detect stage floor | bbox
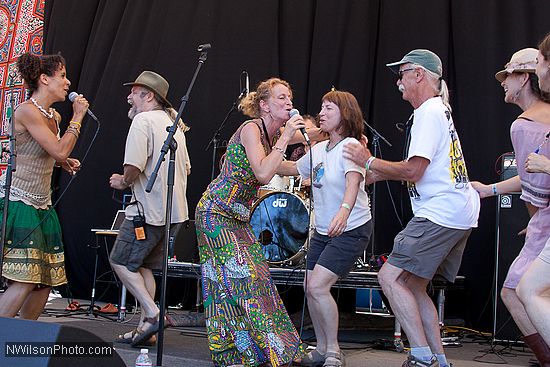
[6,293,537,367]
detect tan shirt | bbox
[124,110,190,225]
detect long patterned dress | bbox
[195,120,304,367]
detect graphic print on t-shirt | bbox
[407,181,420,199]
[448,122,469,188]
[312,162,324,188]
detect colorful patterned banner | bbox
[0,0,43,174]
[0,0,44,134]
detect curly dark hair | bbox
[17,52,66,94]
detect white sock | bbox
[411,346,433,361]
[435,353,449,366]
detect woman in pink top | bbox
[516,33,550,361]
[472,46,550,365]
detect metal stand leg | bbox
[88,245,100,314]
[437,289,445,327]
[195,278,202,311]
[394,319,404,352]
[118,285,127,322]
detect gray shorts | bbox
[539,237,550,265]
[387,217,472,282]
[306,220,372,277]
[110,219,182,272]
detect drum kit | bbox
[251,174,313,267]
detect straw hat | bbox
[495,48,538,82]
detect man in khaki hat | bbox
[109,70,191,347]
[344,49,480,367]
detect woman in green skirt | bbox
[0,52,89,319]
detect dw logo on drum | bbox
[272,198,288,208]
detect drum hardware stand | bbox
[362,120,392,263]
[147,43,209,367]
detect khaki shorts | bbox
[387,217,472,282]
[110,219,182,272]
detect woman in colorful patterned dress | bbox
[0,52,89,319]
[195,77,306,367]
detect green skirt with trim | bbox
[0,199,67,286]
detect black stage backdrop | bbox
[42,0,549,331]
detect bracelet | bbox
[69,120,81,127]
[365,156,376,171]
[491,183,498,196]
[122,178,133,187]
[272,145,287,159]
[341,203,351,210]
[65,127,80,139]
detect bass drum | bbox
[250,191,310,266]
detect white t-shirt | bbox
[406,97,479,229]
[124,110,191,226]
[296,137,371,235]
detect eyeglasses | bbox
[397,68,416,81]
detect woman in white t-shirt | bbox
[279,90,372,367]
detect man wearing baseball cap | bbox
[344,49,480,367]
[109,70,191,347]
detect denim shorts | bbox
[306,220,372,277]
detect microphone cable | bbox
[3,115,101,252]
[286,136,313,367]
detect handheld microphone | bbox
[245,71,249,96]
[239,71,249,99]
[68,92,99,121]
[197,43,211,52]
[289,108,310,144]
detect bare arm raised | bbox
[15,95,89,162]
[241,115,304,184]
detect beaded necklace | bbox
[30,98,54,119]
[325,137,346,152]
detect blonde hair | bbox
[239,77,292,118]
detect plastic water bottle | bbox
[135,348,152,367]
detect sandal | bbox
[323,351,345,367]
[65,301,80,311]
[131,317,160,347]
[99,303,118,314]
[299,349,326,367]
[116,329,138,344]
[116,328,156,346]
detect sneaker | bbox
[402,355,440,367]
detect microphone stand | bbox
[205,89,246,180]
[145,44,209,367]
[1,72,18,278]
[363,121,392,265]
